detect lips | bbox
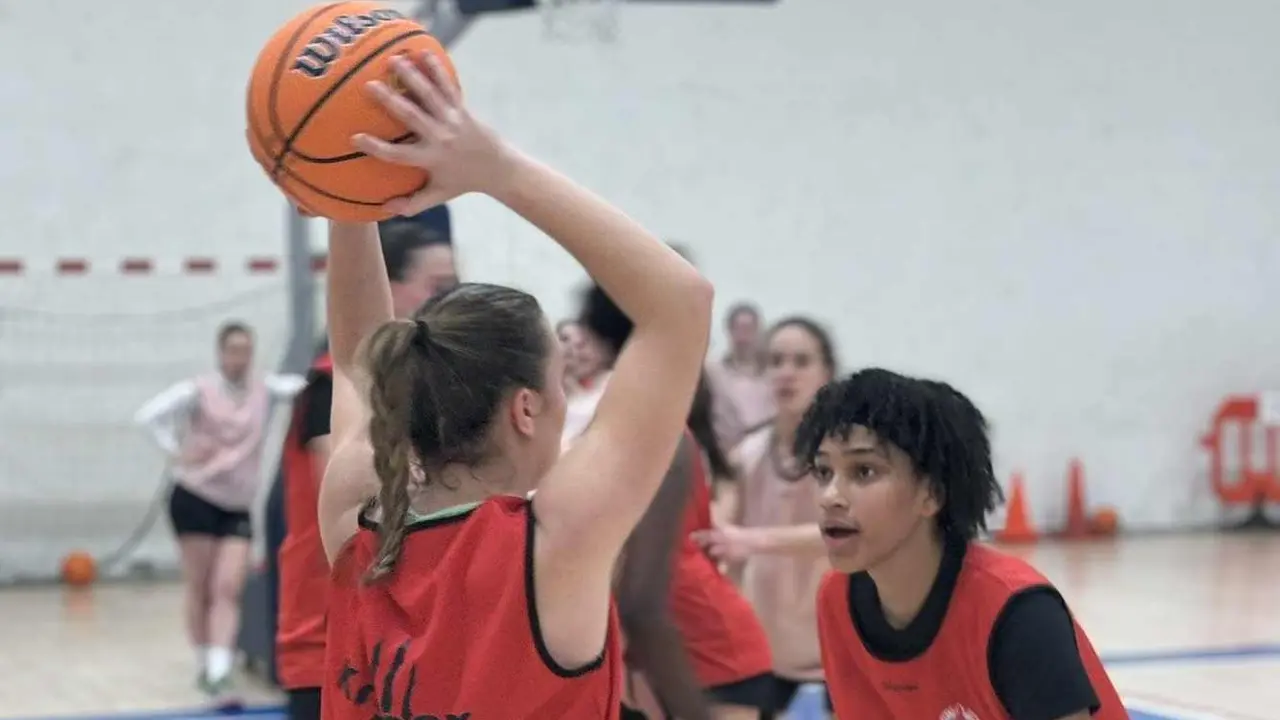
[821,521,860,540]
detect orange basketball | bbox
[1090,506,1120,536]
[61,551,96,587]
[246,2,460,221]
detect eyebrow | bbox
[815,445,882,460]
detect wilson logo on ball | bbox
[292,9,408,79]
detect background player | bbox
[573,285,775,719]
[273,222,458,720]
[696,317,837,716]
[133,322,304,697]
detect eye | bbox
[812,465,834,484]
[769,352,786,367]
[854,464,878,481]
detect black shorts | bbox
[762,676,831,718]
[707,672,774,709]
[623,672,775,718]
[168,483,252,539]
[286,688,321,720]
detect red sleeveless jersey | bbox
[817,543,1126,720]
[324,495,624,720]
[276,353,332,689]
[668,437,773,688]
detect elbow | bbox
[678,272,715,337]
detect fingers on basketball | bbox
[245,3,460,222]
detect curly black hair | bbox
[578,283,734,479]
[793,368,1003,540]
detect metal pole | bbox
[279,206,316,374]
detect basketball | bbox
[246,2,460,222]
[1090,506,1120,536]
[61,551,96,587]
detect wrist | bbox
[744,527,772,554]
[481,143,535,203]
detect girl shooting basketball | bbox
[796,368,1127,720]
[311,53,712,718]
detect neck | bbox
[409,458,519,509]
[726,350,759,373]
[867,525,945,629]
[221,371,246,388]
[773,415,800,448]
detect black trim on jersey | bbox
[355,503,477,534]
[847,537,966,662]
[524,500,609,679]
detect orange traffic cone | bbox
[995,472,1038,544]
[1062,457,1090,539]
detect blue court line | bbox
[1102,642,1280,666]
[20,708,284,720]
[24,644,1280,720]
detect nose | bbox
[818,479,847,511]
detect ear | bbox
[509,388,543,438]
[919,476,943,519]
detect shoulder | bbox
[959,543,1050,596]
[816,571,849,613]
[265,373,308,397]
[988,587,1100,719]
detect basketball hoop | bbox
[538,0,619,44]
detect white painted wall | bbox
[0,0,1276,578]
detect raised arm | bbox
[316,221,394,560]
[346,53,712,668]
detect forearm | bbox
[143,423,181,457]
[620,610,710,720]
[325,221,394,372]
[754,523,825,555]
[487,151,708,338]
[134,381,196,457]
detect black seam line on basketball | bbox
[270,29,430,181]
[275,157,393,207]
[290,131,413,164]
[249,98,390,207]
[266,2,344,145]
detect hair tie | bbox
[411,319,433,353]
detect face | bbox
[813,426,940,573]
[504,323,568,493]
[728,310,760,354]
[557,322,585,382]
[767,324,832,419]
[573,331,610,380]
[218,331,253,383]
[391,245,459,318]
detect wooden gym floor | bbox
[0,533,1276,720]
